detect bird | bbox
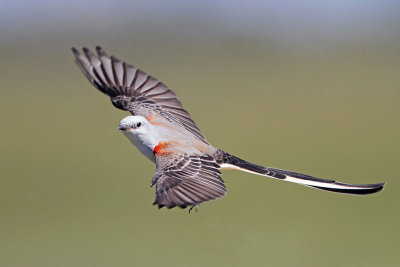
[72,46,385,210]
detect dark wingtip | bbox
[96,46,107,57]
[153,201,165,209]
[71,47,79,56]
[153,201,186,209]
[111,55,121,63]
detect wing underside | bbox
[152,154,226,209]
[72,46,207,143]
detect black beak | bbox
[117,125,126,131]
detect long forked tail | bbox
[216,151,385,195]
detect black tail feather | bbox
[215,150,385,195]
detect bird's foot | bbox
[189,204,200,213]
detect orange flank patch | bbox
[146,115,160,125]
[153,142,171,155]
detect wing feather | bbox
[72,46,206,143]
[153,154,226,209]
[124,63,136,89]
[111,56,124,86]
[82,48,111,89]
[98,50,116,86]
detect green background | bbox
[1,1,399,266]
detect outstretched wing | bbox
[72,46,206,143]
[151,154,226,209]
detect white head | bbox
[118,115,160,162]
[118,116,151,135]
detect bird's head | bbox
[118,116,151,135]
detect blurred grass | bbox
[0,39,399,267]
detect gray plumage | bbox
[72,46,206,143]
[72,46,385,210]
[152,154,225,209]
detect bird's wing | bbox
[151,154,226,209]
[72,46,206,143]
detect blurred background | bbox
[1,1,399,266]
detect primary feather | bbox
[73,46,386,210]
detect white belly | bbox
[123,132,157,162]
[119,117,208,161]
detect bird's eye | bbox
[137,122,141,127]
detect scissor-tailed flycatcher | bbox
[72,46,385,210]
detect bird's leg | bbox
[189,204,200,213]
[189,205,195,213]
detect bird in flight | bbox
[72,46,385,210]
